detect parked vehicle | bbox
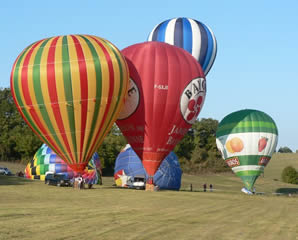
[128,174,146,190]
[0,167,12,176]
[45,172,71,187]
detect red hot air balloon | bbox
[117,42,206,189]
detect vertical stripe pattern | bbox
[11,35,129,173]
[147,17,217,76]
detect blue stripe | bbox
[155,19,171,42]
[201,24,214,71]
[174,18,184,48]
[195,20,208,68]
[151,23,162,41]
[182,18,193,54]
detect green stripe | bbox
[39,155,45,165]
[217,109,278,137]
[227,155,271,166]
[93,38,125,150]
[217,121,278,136]
[235,170,263,177]
[79,35,102,161]
[62,36,78,164]
[32,38,71,164]
[12,43,52,150]
[40,164,45,174]
[239,175,259,191]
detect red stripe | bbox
[16,40,64,158]
[86,36,115,158]
[47,37,75,163]
[71,35,88,163]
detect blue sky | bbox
[1,0,298,151]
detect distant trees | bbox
[281,166,298,184]
[0,88,41,162]
[278,147,293,153]
[97,124,127,175]
[0,88,248,175]
[174,118,229,174]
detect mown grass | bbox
[0,153,297,240]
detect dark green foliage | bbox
[0,88,41,163]
[97,124,127,175]
[278,146,293,153]
[281,166,298,184]
[0,87,232,174]
[175,118,229,174]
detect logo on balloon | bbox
[180,77,206,124]
[118,78,140,120]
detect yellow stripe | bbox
[26,41,58,152]
[13,45,34,114]
[76,35,97,161]
[54,36,74,164]
[83,36,110,157]
[67,35,82,164]
[39,38,70,162]
[36,165,40,175]
[91,37,128,153]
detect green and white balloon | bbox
[216,109,278,192]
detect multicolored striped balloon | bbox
[147,17,217,76]
[11,35,129,173]
[25,144,102,184]
[216,109,278,191]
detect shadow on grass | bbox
[275,188,298,194]
[0,175,31,185]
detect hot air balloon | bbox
[216,109,278,193]
[147,17,217,76]
[117,42,206,190]
[114,146,182,190]
[25,144,102,185]
[11,35,129,173]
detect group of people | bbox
[203,183,213,192]
[72,176,94,189]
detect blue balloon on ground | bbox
[114,147,182,190]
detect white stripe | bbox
[41,147,47,155]
[188,18,201,62]
[148,24,158,41]
[204,25,217,75]
[44,155,50,164]
[49,164,55,172]
[232,165,264,173]
[216,132,278,159]
[164,19,177,45]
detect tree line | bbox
[0,87,229,174]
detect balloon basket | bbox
[145,184,155,191]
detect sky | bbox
[1,0,298,151]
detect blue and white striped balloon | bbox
[147,17,217,76]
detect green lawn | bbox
[0,153,297,240]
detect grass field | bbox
[0,153,297,240]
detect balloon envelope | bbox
[147,17,217,76]
[117,42,206,179]
[25,144,102,184]
[216,109,278,191]
[11,35,129,173]
[114,147,182,190]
